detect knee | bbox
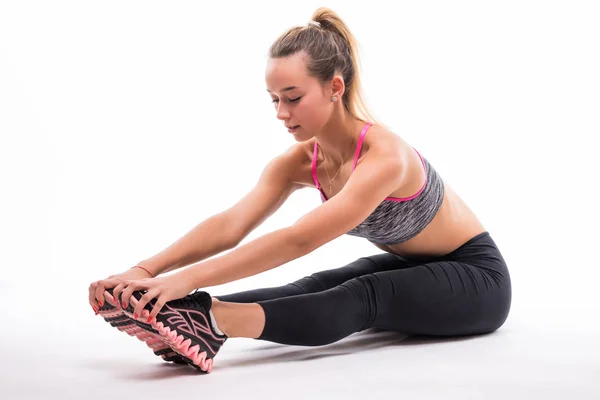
[481,282,512,334]
[291,274,328,292]
[339,274,379,330]
[483,300,511,334]
[459,295,512,336]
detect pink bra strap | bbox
[352,122,372,171]
[312,140,320,189]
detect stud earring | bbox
[331,96,338,102]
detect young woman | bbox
[89,8,511,374]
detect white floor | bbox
[1,284,598,400]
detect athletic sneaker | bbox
[97,288,186,364]
[119,290,228,373]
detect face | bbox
[265,52,337,140]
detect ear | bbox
[330,75,345,98]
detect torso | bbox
[290,124,486,259]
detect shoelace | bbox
[174,289,208,310]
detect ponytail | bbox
[269,7,380,125]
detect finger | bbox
[95,281,107,308]
[88,282,99,313]
[94,278,120,308]
[116,281,132,309]
[104,284,119,307]
[134,288,159,320]
[120,280,144,311]
[112,282,127,306]
[149,296,167,323]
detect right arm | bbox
[89,144,304,310]
[135,145,304,277]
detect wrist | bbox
[179,266,201,293]
[135,257,172,277]
[131,264,155,278]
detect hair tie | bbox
[307,20,321,28]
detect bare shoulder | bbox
[275,139,319,188]
[354,124,427,199]
[357,124,413,167]
[267,139,314,190]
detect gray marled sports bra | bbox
[312,122,445,245]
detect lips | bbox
[286,125,300,134]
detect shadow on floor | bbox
[84,328,493,380]
[217,328,490,370]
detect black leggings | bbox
[214,231,511,346]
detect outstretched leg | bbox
[210,253,416,339]
[213,253,414,303]
[213,253,511,346]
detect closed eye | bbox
[271,96,302,104]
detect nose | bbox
[276,102,291,121]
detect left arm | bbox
[183,227,308,289]
[182,149,406,289]
[112,149,406,318]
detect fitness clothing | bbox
[214,231,511,346]
[312,122,445,245]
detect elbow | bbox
[217,213,244,248]
[226,228,245,249]
[284,226,318,255]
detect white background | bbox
[1,1,599,399]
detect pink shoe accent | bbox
[121,294,226,373]
[96,290,184,363]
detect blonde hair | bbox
[269,7,380,126]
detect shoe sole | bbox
[97,290,186,364]
[120,294,225,373]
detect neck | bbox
[315,110,366,166]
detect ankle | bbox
[210,300,231,337]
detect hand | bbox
[112,270,196,321]
[88,267,152,313]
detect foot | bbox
[119,290,228,373]
[96,289,187,364]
